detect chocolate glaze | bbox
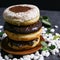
[4,21,42,34]
[7,38,38,47]
[9,6,31,13]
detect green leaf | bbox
[46,28,51,34]
[42,46,50,51]
[42,46,48,51]
[53,35,60,40]
[41,41,48,47]
[40,16,51,26]
[0,32,4,36]
[49,45,55,50]
[42,19,51,26]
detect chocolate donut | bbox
[4,21,42,34]
[6,37,40,50]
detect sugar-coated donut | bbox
[4,28,42,41]
[3,4,40,26]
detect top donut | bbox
[3,4,40,26]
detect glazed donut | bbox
[4,28,42,41]
[7,37,40,50]
[3,4,40,26]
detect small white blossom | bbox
[33,55,39,60]
[0,25,3,29]
[23,55,30,59]
[35,51,40,56]
[45,51,50,57]
[20,58,24,60]
[50,29,55,33]
[55,33,60,36]
[38,55,44,60]
[41,51,46,56]
[0,30,2,32]
[23,57,31,60]
[5,55,9,60]
[30,54,34,59]
[13,58,17,60]
[55,25,58,28]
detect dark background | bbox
[0,0,60,11]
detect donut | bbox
[4,28,42,41]
[3,4,40,26]
[7,37,40,50]
[4,21,42,34]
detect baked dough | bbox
[3,4,40,26]
[8,37,40,50]
[4,28,42,41]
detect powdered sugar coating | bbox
[3,4,40,22]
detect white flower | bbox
[38,55,44,60]
[23,57,31,60]
[4,55,9,60]
[8,54,13,58]
[55,25,58,28]
[0,25,3,29]
[35,51,40,56]
[33,55,39,60]
[50,29,55,33]
[0,56,3,60]
[45,51,50,57]
[41,51,46,56]
[0,30,2,32]
[55,33,60,36]
[30,54,34,59]
[13,58,17,60]
[20,58,24,60]
[50,48,59,55]
[23,55,30,59]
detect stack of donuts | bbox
[2,4,42,54]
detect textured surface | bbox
[0,8,60,60]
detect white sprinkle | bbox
[50,29,55,33]
[0,25,3,29]
[55,25,58,28]
[13,58,17,60]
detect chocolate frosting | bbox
[9,6,31,13]
[4,21,42,34]
[7,38,38,46]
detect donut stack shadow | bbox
[2,4,42,55]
